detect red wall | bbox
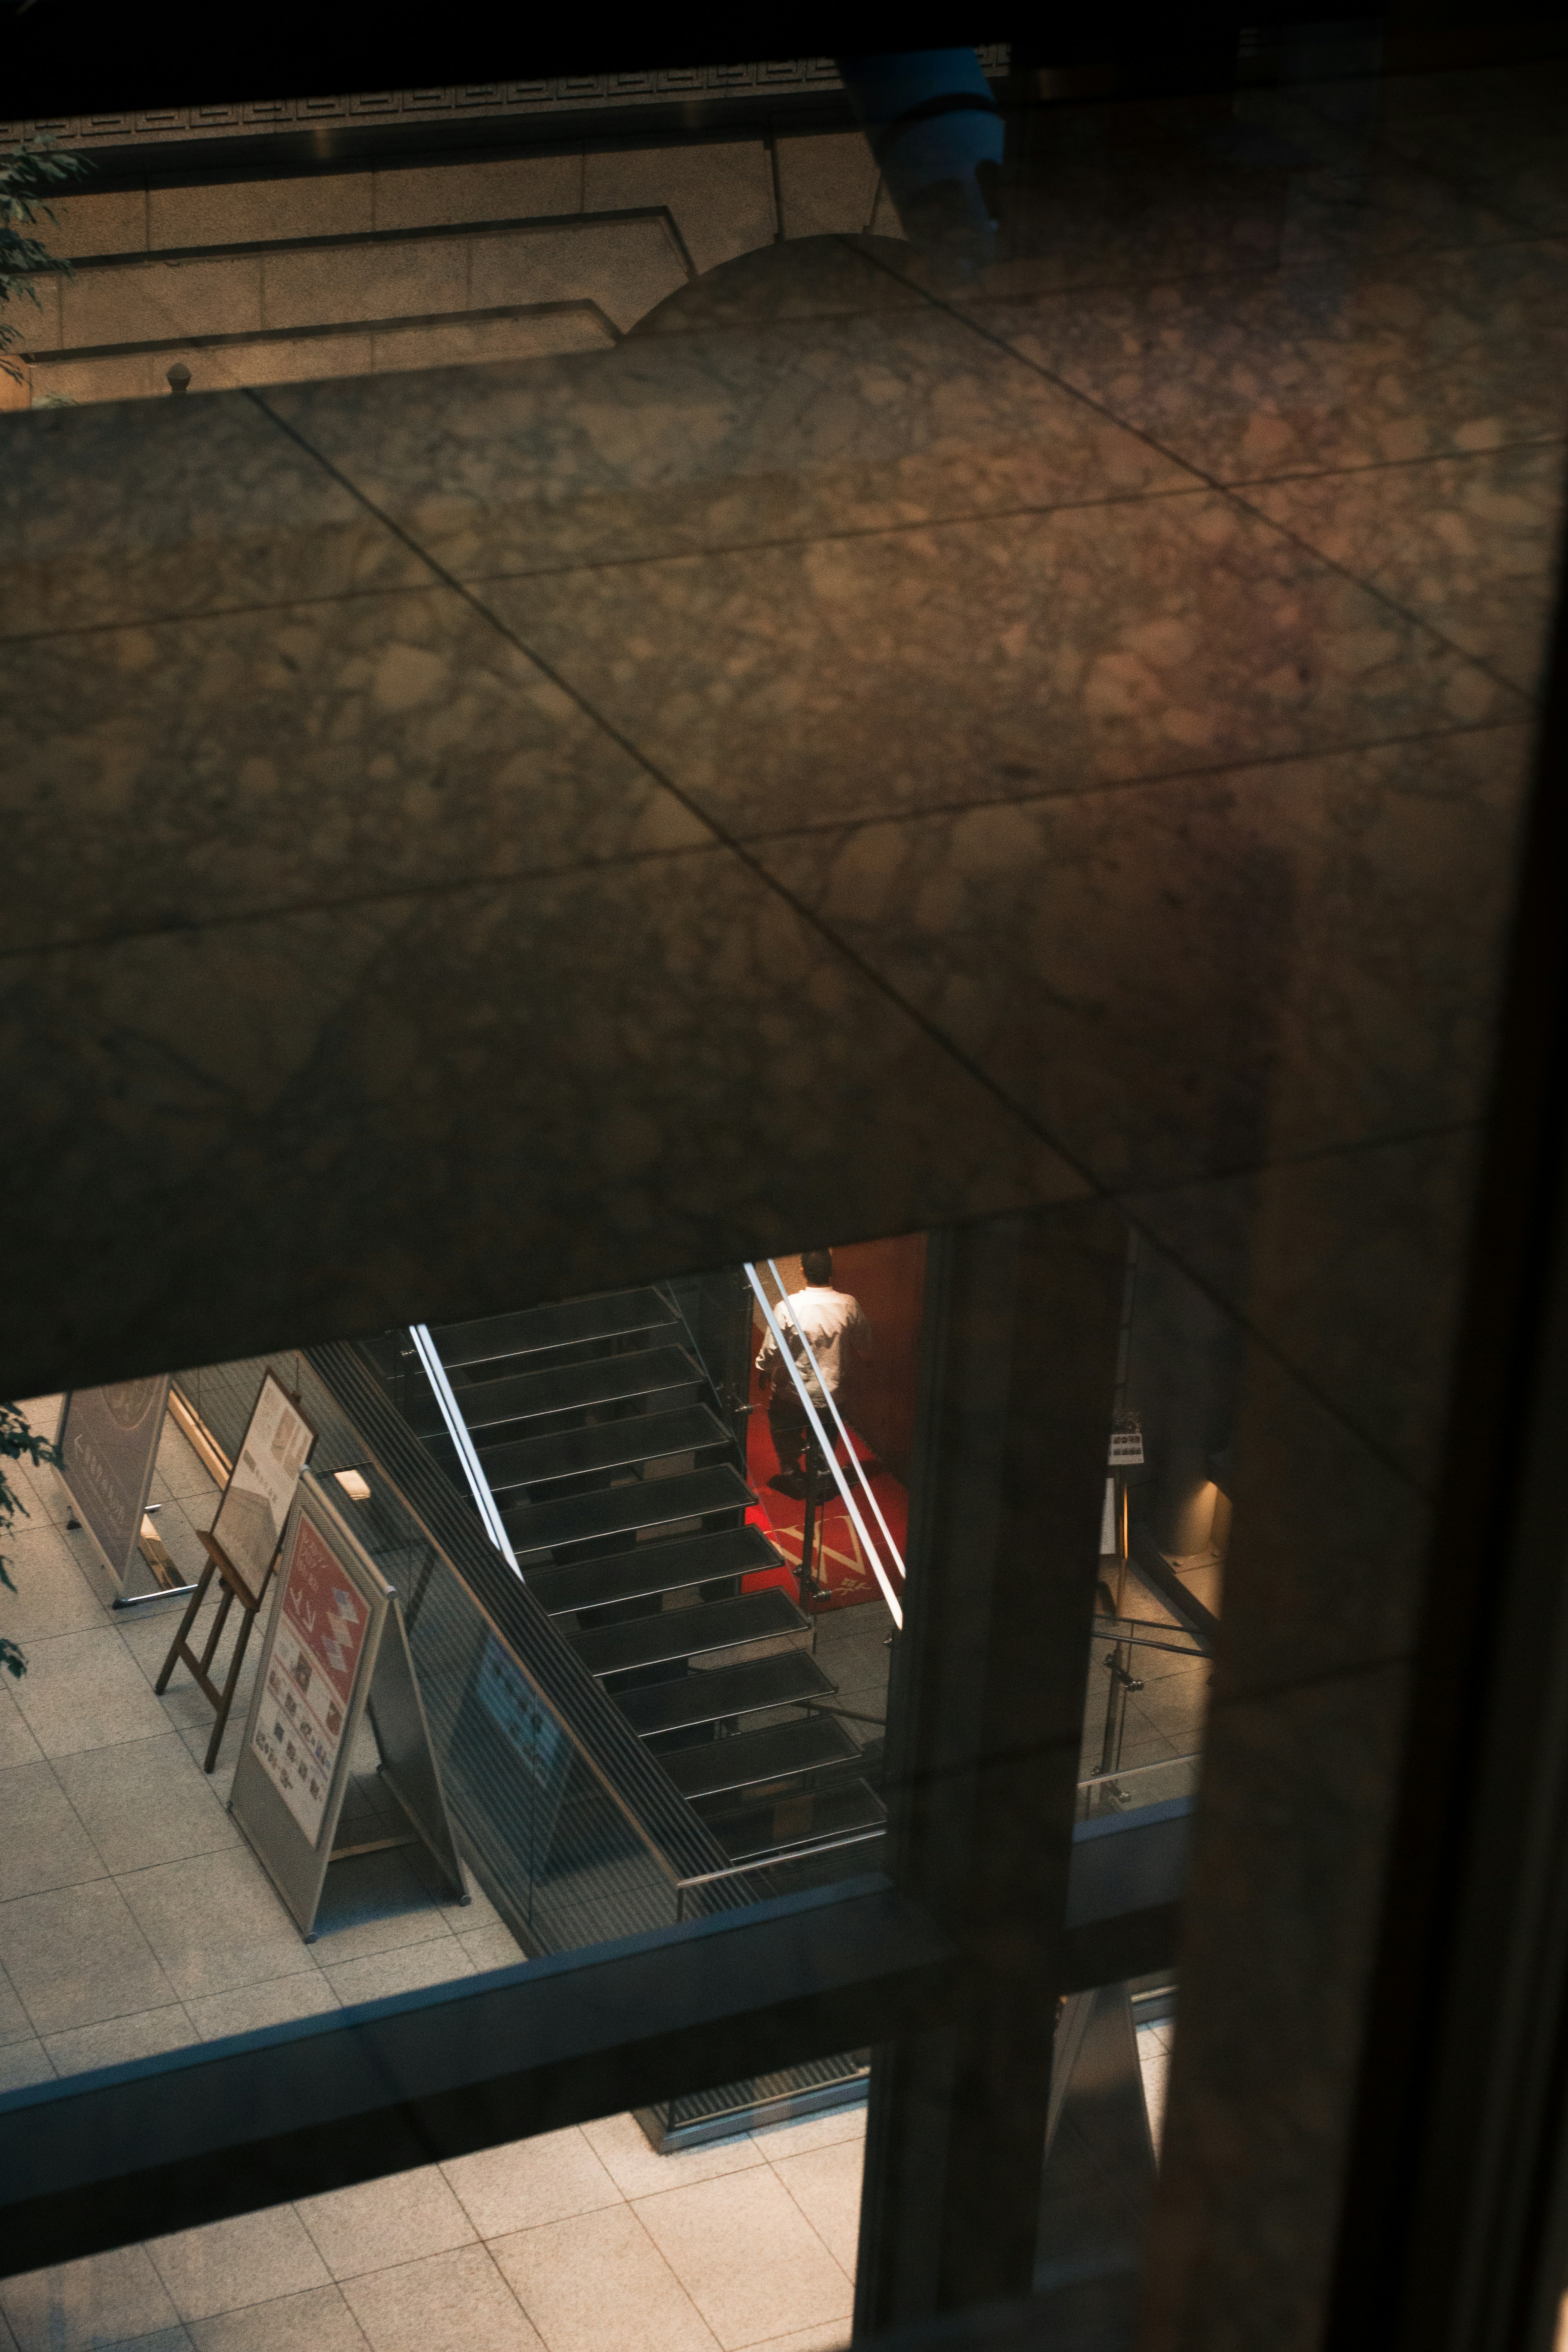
[752,1233,929,1481]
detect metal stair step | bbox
[432,1287,679,1370]
[530,1524,785,1616]
[406,1344,701,1438]
[711,1777,889,1864]
[505,1465,754,1556]
[480,1405,729,1498]
[573,1589,808,1679]
[661,1715,860,1802]
[615,1649,835,1736]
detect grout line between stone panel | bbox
[0,700,1523,964]
[1221,431,1568,491]
[1111,1112,1483,1201]
[851,235,1561,703]
[725,715,1533,851]
[234,381,1498,1502]
[0,835,731,967]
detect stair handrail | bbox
[408,1323,522,1575]
[766,1258,908,1596]
[675,1824,889,1917]
[746,1263,904,1628]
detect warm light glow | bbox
[334,1468,372,1502]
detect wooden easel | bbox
[154,1532,274,1773]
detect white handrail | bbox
[745,1264,903,1629]
[408,1325,522,1576]
[766,1259,907,1586]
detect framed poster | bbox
[56,1375,172,1596]
[209,1372,315,1601]
[232,1473,465,1938]
[251,1509,369,1845]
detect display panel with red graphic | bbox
[249,1514,370,1845]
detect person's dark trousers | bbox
[768,1392,834,1477]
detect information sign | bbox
[252,1513,369,1844]
[232,1472,466,1939]
[57,1375,173,1596]
[475,1632,572,1865]
[154,1373,318,1771]
[210,1372,314,1600]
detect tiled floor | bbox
[2,1396,865,2351]
[1135,2020,1175,2158]
[0,1397,523,2095]
[0,2103,865,2352]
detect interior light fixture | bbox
[334,1468,372,1502]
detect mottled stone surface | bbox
[262,275,1193,584]
[1126,1128,1483,1491]
[483,496,1521,839]
[0,844,1080,1389]
[980,238,1568,483]
[1245,439,1567,694]
[0,396,425,642]
[1,586,702,950]
[751,729,1531,1186]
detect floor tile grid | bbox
[0,1436,192,2076]
[0,1457,274,2076]
[0,2111,866,2352]
[0,1412,499,2079]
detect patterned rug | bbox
[742,1386,908,1615]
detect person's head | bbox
[800,1249,834,1288]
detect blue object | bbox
[836,49,1005,273]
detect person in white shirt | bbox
[755,1250,874,1498]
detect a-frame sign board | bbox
[56,1375,178,1602]
[156,1371,316,1772]
[231,1470,466,1941]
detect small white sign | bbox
[1108,1426,1145,1467]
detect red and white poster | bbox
[250,1514,370,1845]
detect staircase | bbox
[397,1283,886,1870]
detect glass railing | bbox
[1078,1753,1203,1824]
[1080,1609,1212,1791]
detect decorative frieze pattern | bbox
[3,49,1011,152]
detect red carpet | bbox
[743,1383,908,1617]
